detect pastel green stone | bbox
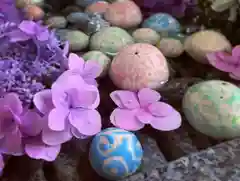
[82,51,111,77]
[182,80,240,139]
[89,27,134,56]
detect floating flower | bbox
[110,88,182,131]
[33,70,102,146]
[0,20,68,105]
[207,45,240,80]
[67,53,102,86]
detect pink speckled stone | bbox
[85,1,109,14]
[109,43,169,90]
[104,0,142,29]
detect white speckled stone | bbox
[184,30,231,64]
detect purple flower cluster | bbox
[0,52,102,163]
[207,46,240,80]
[0,20,68,105]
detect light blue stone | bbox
[89,128,143,180]
[75,0,104,8]
[142,13,181,33]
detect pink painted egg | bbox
[109,43,169,90]
[85,1,109,14]
[104,0,142,29]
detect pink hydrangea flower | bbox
[207,45,240,80]
[67,53,102,86]
[110,88,182,131]
[33,70,102,146]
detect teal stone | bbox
[89,128,143,180]
[142,13,181,33]
[183,80,240,139]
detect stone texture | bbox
[124,138,240,181]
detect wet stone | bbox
[45,16,67,28]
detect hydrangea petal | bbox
[110,108,144,131]
[71,127,89,139]
[69,109,101,136]
[82,60,102,79]
[229,72,240,80]
[207,52,235,72]
[135,109,153,124]
[8,30,30,42]
[2,93,23,115]
[232,45,240,62]
[0,127,24,156]
[150,111,181,131]
[69,85,100,109]
[18,20,36,35]
[33,89,54,115]
[110,91,140,109]
[48,108,68,131]
[37,30,49,41]
[25,138,61,162]
[42,125,72,146]
[51,71,85,108]
[147,102,174,117]
[137,88,161,107]
[68,53,84,71]
[0,107,15,138]
[20,110,43,136]
[83,78,98,86]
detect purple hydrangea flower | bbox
[33,70,102,145]
[0,93,61,161]
[207,45,240,80]
[0,0,24,24]
[0,20,68,105]
[67,53,102,86]
[110,88,182,131]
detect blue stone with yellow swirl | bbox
[89,128,143,180]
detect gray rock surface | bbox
[124,138,240,181]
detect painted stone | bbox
[55,29,89,51]
[45,16,67,28]
[142,13,181,33]
[157,38,184,58]
[132,28,160,45]
[89,128,143,180]
[109,43,169,90]
[184,30,231,64]
[82,51,111,77]
[75,0,104,8]
[104,0,142,29]
[24,5,44,20]
[183,80,240,139]
[89,27,134,56]
[85,1,109,14]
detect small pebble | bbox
[157,38,184,58]
[56,30,89,51]
[184,30,231,64]
[109,43,169,90]
[85,1,109,14]
[75,0,103,8]
[24,5,45,20]
[66,12,90,24]
[132,28,160,45]
[90,27,134,56]
[82,51,111,77]
[104,0,142,29]
[16,0,44,8]
[142,13,181,33]
[61,5,83,16]
[45,16,67,28]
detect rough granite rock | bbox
[124,138,240,181]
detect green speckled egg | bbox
[89,27,134,56]
[82,51,111,77]
[183,80,240,139]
